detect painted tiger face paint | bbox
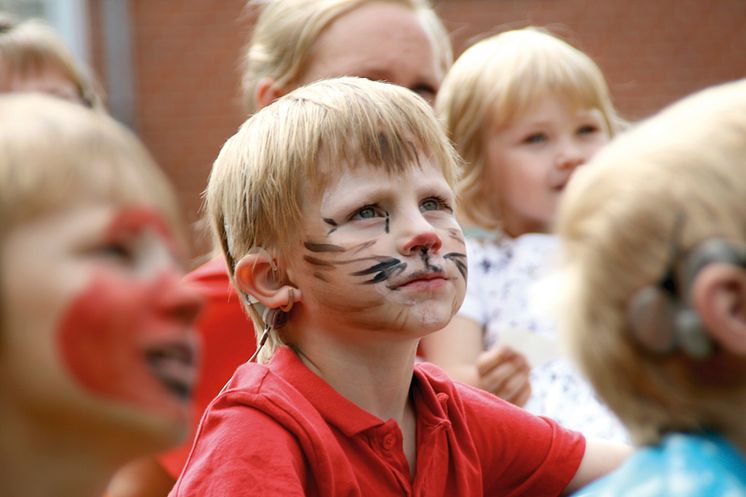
[288,156,466,339]
[0,204,202,443]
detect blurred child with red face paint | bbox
[0,93,202,497]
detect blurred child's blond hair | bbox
[0,14,103,109]
[557,79,746,445]
[0,94,181,244]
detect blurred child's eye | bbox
[96,242,134,262]
[410,83,437,103]
[420,196,452,213]
[351,205,384,220]
[523,132,547,144]
[577,124,599,135]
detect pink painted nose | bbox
[401,230,442,255]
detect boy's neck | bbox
[291,332,418,424]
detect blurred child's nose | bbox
[155,273,205,325]
[555,139,586,171]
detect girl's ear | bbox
[691,263,746,355]
[254,77,288,110]
[234,253,302,311]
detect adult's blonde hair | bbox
[436,27,621,231]
[241,0,452,114]
[0,14,103,109]
[557,78,746,445]
[207,76,462,362]
[0,93,181,244]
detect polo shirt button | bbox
[382,434,396,450]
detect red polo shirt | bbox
[170,347,585,497]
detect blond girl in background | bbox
[422,27,628,441]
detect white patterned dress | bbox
[458,231,628,442]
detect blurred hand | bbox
[476,345,532,407]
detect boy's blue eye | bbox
[351,205,383,220]
[420,196,452,213]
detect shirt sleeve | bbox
[459,381,586,497]
[170,398,308,497]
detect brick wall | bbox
[91,0,746,261]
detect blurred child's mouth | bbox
[144,341,198,400]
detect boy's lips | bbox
[144,338,198,401]
[390,271,448,290]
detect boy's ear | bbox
[234,253,302,311]
[691,263,746,355]
[254,77,288,110]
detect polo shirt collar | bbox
[268,347,450,436]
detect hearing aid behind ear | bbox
[627,238,746,360]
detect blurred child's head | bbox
[208,77,464,363]
[0,94,201,457]
[241,0,451,113]
[0,13,102,108]
[437,27,621,236]
[557,79,746,446]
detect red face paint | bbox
[56,207,202,420]
[105,206,184,264]
[57,269,201,418]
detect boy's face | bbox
[286,156,466,341]
[0,203,202,446]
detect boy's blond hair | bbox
[241,0,452,114]
[556,78,746,445]
[436,27,621,231]
[207,76,462,362]
[0,14,103,109]
[0,93,181,243]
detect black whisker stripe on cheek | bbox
[323,218,338,235]
[444,252,467,279]
[313,272,330,282]
[385,212,390,234]
[304,242,346,253]
[303,255,336,268]
[351,258,407,284]
[448,228,466,246]
[349,239,376,255]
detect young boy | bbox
[0,93,202,497]
[171,77,627,496]
[556,78,746,495]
